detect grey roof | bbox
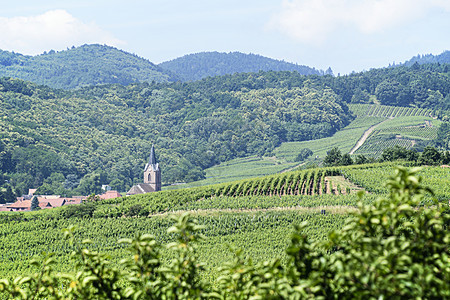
[144,145,160,171]
[127,183,155,195]
[149,145,157,165]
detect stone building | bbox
[127,145,162,195]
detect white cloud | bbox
[269,0,450,44]
[0,9,125,55]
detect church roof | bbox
[126,183,155,195]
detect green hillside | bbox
[2,60,450,197]
[0,44,177,89]
[0,76,351,196]
[174,104,441,188]
[158,51,323,81]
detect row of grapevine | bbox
[209,168,352,198]
[349,104,432,118]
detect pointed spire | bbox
[149,145,157,165]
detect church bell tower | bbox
[143,145,161,191]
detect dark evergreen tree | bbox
[30,196,40,211]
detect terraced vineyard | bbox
[168,105,440,189]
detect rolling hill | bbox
[0,44,177,89]
[158,51,324,81]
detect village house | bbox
[3,195,86,212]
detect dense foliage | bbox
[0,45,176,89]
[158,51,324,81]
[0,167,448,299]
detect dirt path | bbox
[150,205,359,217]
[349,118,392,154]
[281,161,307,173]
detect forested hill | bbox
[0,44,177,89]
[158,51,324,81]
[0,75,351,198]
[401,50,450,67]
[1,62,450,199]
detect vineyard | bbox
[354,118,440,158]
[348,104,432,118]
[168,105,441,189]
[0,163,448,290]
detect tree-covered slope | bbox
[1,62,450,197]
[0,74,352,196]
[0,44,177,89]
[158,51,323,81]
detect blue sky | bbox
[1,0,450,74]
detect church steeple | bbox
[127,144,162,195]
[149,144,157,165]
[143,145,161,191]
[144,145,159,172]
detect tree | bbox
[380,145,418,162]
[354,154,368,164]
[434,121,450,150]
[339,153,353,166]
[2,185,16,203]
[418,146,441,165]
[295,148,313,162]
[35,184,54,196]
[375,79,403,105]
[30,196,40,211]
[323,147,342,167]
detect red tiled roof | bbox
[99,190,122,200]
[7,200,31,210]
[64,198,83,205]
[38,197,66,208]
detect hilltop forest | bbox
[0,45,324,89]
[1,53,450,198]
[158,51,324,81]
[0,44,177,89]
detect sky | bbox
[1,0,450,75]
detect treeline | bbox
[178,63,450,112]
[324,145,450,167]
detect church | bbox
[127,145,161,195]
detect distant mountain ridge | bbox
[158,51,325,81]
[0,44,177,89]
